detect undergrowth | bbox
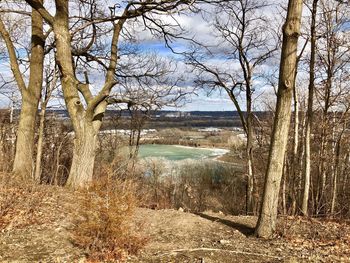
[0,169,146,262]
[72,166,147,262]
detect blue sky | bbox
[0,0,281,112]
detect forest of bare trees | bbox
[1,0,350,261]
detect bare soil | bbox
[0,183,349,263]
[129,208,350,263]
[0,184,85,262]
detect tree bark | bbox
[0,3,45,179]
[255,0,303,238]
[291,86,299,215]
[282,156,287,215]
[66,123,98,187]
[47,0,124,187]
[34,104,47,182]
[246,102,255,214]
[301,0,318,216]
[12,99,38,178]
[331,120,345,215]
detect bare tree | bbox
[187,0,278,214]
[0,1,45,179]
[25,0,201,187]
[255,0,303,238]
[302,0,318,216]
[34,63,58,182]
[319,0,349,214]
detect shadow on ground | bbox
[195,213,255,236]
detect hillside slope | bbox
[0,182,349,263]
[130,209,350,263]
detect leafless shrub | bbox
[72,165,146,262]
[137,159,246,214]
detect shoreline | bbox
[173,144,230,155]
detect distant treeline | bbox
[0,108,271,119]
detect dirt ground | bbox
[0,185,85,262]
[129,208,350,263]
[0,185,349,263]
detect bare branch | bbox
[0,16,27,93]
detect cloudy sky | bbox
[0,0,286,111]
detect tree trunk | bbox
[330,154,338,216]
[1,2,45,179]
[246,120,255,215]
[291,86,299,215]
[12,98,38,178]
[9,96,16,158]
[331,121,345,215]
[282,156,287,215]
[317,125,327,211]
[302,0,318,216]
[34,104,47,182]
[66,123,98,188]
[255,0,303,238]
[302,120,311,215]
[341,151,349,206]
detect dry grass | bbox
[72,166,147,262]
[0,168,147,262]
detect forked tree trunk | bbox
[48,0,123,188]
[255,0,303,238]
[66,123,98,187]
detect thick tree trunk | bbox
[66,124,98,188]
[255,0,303,238]
[1,2,45,179]
[48,0,123,187]
[13,99,38,178]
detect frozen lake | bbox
[138,144,229,161]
